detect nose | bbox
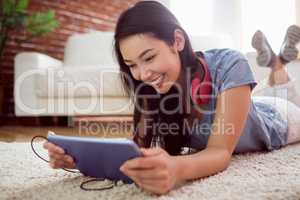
[139,66,152,82]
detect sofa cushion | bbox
[36,96,134,115]
[35,66,128,98]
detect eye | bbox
[145,55,155,62]
[128,64,136,68]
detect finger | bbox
[123,171,141,186]
[64,163,76,169]
[64,155,74,164]
[139,178,163,187]
[63,155,76,168]
[63,160,76,169]
[141,147,164,157]
[50,155,75,167]
[134,178,168,195]
[45,142,65,154]
[125,168,167,181]
[44,142,56,151]
[54,146,65,154]
[122,170,163,194]
[43,141,50,149]
[49,159,64,169]
[122,156,161,170]
[140,182,169,195]
[49,160,55,168]
[139,169,168,180]
[48,151,64,160]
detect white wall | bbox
[169,0,241,50]
[297,0,300,26]
[153,0,170,8]
[211,0,243,50]
[157,0,297,53]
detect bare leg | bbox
[252,27,300,145]
[252,26,300,86]
[267,57,290,86]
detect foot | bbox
[279,25,300,64]
[251,30,276,67]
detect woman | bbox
[43,1,300,195]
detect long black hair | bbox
[114,1,204,155]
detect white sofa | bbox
[14,31,235,116]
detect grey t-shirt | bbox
[190,49,288,154]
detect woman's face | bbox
[119,32,184,94]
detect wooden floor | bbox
[0,125,132,143]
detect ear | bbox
[173,29,185,52]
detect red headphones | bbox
[191,57,212,106]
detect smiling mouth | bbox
[150,74,165,88]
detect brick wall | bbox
[0,0,138,125]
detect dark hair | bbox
[114,1,204,155]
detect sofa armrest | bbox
[14,52,63,116]
[14,52,62,74]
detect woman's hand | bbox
[43,141,76,169]
[120,147,181,195]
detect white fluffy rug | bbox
[1,141,300,200]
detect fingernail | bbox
[64,156,70,162]
[57,148,64,154]
[43,143,48,149]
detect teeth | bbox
[151,75,164,87]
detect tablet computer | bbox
[47,132,142,183]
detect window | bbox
[170,0,214,36]
[241,0,296,52]
[169,0,296,52]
